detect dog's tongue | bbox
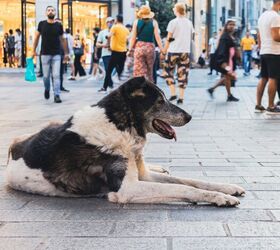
[158,120,177,141]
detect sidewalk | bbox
[0,71,279,250]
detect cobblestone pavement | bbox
[0,69,280,250]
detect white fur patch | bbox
[5,159,71,197]
[69,106,145,157]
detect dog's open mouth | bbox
[152,119,177,141]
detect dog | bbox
[5,77,245,206]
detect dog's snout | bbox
[184,113,192,124]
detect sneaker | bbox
[227,95,239,102]
[266,106,280,115]
[60,87,70,92]
[207,88,214,99]
[44,90,50,100]
[255,105,266,113]
[243,72,249,76]
[98,88,107,93]
[68,77,76,81]
[87,76,97,81]
[208,72,212,75]
[169,95,177,101]
[54,95,62,103]
[177,99,183,105]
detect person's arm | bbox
[163,32,172,54]
[257,32,261,50]
[32,31,40,58]
[271,27,280,42]
[153,20,163,52]
[128,20,137,53]
[96,32,105,48]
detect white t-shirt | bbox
[97,29,111,57]
[208,37,218,54]
[258,10,280,55]
[167,17,194,53]
[15,33,22,50]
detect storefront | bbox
[0,0,35,67]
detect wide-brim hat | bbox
[137,5,154,19]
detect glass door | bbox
[61,1,73,33]
[21,0,35,67]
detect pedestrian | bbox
[198,49,207,68]
[162,3,195,105]
[241,31,255,76]
[7,29,15,68]
[32,6,69,103]
[2,33,8,67]
[88,27,104,81]
[73,34,86,78]
[255,0,280,114]
[55,18,69,93]
[65,28,75,81]
[99,14,130,93]
[207,20,239,102]
[208,32,219,75]
[14,28,22,68]
[127,5,163,82]
[96,17,115,87]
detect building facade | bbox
[0,0,274,67]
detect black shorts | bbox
[8,48,15,56]
[260,54,280,79]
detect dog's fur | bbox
[6,77,245,206]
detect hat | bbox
[137,5,154,19]
[106,16,114,23]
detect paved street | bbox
[0,69,280,250]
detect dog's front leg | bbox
[108,180,240,206]
[140,168,245,197]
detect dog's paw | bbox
[149,165,170,175]
[108,192,118,203]
[213,194,240,207]
[220,184,245,197]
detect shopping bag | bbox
[25,57,37,82]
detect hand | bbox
[63,54,70,63]
[30,51,36,59]
[127,49,133,57]
[160,52,166,60]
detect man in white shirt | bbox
[255,0,280,114]
[14,29,22,67]
[208,32,218,75]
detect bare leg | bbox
[210,76,225,91]
[268,78,277,108]
[256,77,268,106]
[169,84,176,97]
[224,75,231,96]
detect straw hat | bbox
[137,5,154,19]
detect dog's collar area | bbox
[152,119,177,141]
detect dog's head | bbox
[98,77,191,140]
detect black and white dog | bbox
[6,77,245,206]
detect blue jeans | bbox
[41,55,61,96]
[243,51,252,74]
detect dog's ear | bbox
[122,76,147,99]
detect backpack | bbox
[7,36,15,49]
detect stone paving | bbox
[0,69,280,250]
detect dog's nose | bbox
[184,114,192,124]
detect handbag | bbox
[74,46,84,56]
[25,57,36,82]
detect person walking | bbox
[162,3,194,105]
[32,6,69,103]
[127,5,163,82]
[207,20,239,102]
[96,17,114,87]
[14,29,22,68]
[64,28,75,80]
[99,15,130,93]
[241,31,255,76]
[7,29,15,68]
[255,0,280,114]
[73,34,86,78]
[2,33,8,67]
[208,32,218,75]
[88,27,104,80]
